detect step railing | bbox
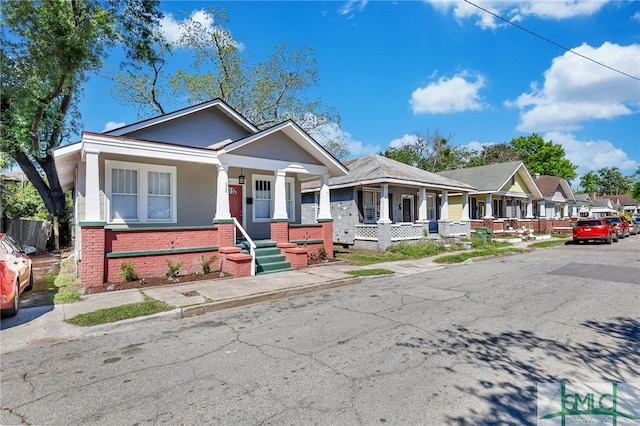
[233,218,256,276]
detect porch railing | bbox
[233,218,256,276]
[355,223,424,241]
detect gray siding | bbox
[232,133,320,165]
[123,108,251,147]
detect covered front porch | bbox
[351,184,472,251]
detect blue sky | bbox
[79,0,640,180]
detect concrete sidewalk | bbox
[1,256,451,354]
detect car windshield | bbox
[607,217,621,224]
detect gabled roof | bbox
[105,99,258,136]
[217,120,348,177]
[595,194,640,207]
[438,161,543,198]
[302,154,475,192]
[575,193,593,204]
[534,175,576,202]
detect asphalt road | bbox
[1,238,639,425]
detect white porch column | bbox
[563,204,569,218]
[485,194,494,218]
[440,190,449,221]
[317,174,331,220]
[539,200,546,218]
[526,197,534,218]
[273,170,288,220]
[418,187,428,222]
[214,164,231,220]
[378,184,391,224]
[84,150,101,221]
[461,192,470,221]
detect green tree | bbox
[578,171,600,194]
[510,134,577,181]
[381,130,470,172]
[111,7,348,159]
[1,0,163,248]
[596,167,632,195]
[466,142,522,167]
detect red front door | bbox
[229,184,243,224]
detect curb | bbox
[180,277,364,318]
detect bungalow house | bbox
[301,154,476,251]
[437,161,563,235]
[594,194,640,216]
[574,193,594,217]
[53,99,348,287]
[589,198,617,217]
[533,175,576,219]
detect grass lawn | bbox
[66,294,173,326]
[345,268,395,277]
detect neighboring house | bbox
[53,99,348,287]
[301,155,476,251]
[574,193,594,217]
[533,175,576,219]
[594,194,640,216]
[589,198,617,217]
[437,162,572,235]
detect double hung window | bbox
[106,160,176,223]
[252,174,295,222]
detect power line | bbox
[464,0,640,81]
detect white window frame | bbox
[105,160,177,224]
[363,188,381,224]
[252,174,295,222]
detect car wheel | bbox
[1,280,20,318]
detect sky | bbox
[79,0,640,182]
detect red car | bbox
[1,234,36,317]
[573,218,615,244]
[604,216,630,239]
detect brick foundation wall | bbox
[270,221,289,244]
[106,227,217,253]
[106,249,221,283]
[288,224,323,241]
[319,220,334,257]
[80,225,106,287]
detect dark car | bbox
[604,216,630,239]
[573,218,614,244]
[1,234,36,317]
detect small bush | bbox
[120,261,139,282]
[166,260,183,278]
[200,254,218,275]
[318,245,327,260]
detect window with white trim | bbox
[106,160,176,223]
[252,174,295,222]
[363,188,381,223]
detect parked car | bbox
[628,216,640,235]
[0,234,36,317]
[604,216,630,239]
[573,218,615,244]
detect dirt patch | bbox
[84,271,231,295]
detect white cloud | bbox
[427,1,608,30]
[410,72,485,114]
[545,131,638,175]
[310,121,380,159]
[338,0,368,17]
[160,10,243,49]
[508,42,640,132]
[389,134,417,149]
[102,121,125,132]
[633,11,640,22]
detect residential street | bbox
[1,239,638,425]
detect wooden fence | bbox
[3,219,52,252]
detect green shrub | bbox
[318,245,327,260]
[200,254,218,275]
[120,261,139,282]
[166,260,183,278]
